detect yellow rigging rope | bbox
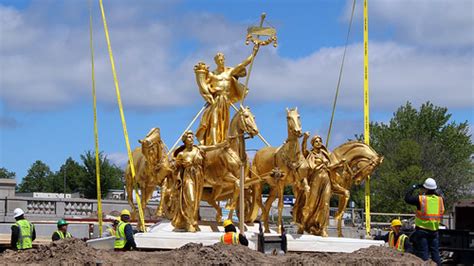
[89,0,103,237]
[98,0,146,231]
[363,0,371,237]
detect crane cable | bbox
[88,0,103,237]
[98,0,146,231]
[325,0,356,147]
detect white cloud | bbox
[248,41,473,110]
[343,0,474,49]
[0,1,472,112]
[106,152,128,169]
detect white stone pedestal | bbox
[134,221,384,253]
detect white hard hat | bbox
[13,208,24,218]
[423,178,437,190]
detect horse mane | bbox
[333,141,377,155]
[228,110,240,134]
[329,141,380,169]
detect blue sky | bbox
[1,0,473,182]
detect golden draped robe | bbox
[194,63,247,145]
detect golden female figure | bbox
[195,46,259,145]
[171,131,227,232]
[299,133,332,236]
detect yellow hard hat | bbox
[121,209,131,216]
[223,219,233,227]
[391,219,402,227]
[112,216,120,225]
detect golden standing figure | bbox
[293,139,383,237]
[298,133,332,236]
[195,46,260,145]
[171,131,227,232]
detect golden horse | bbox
[329,141,383,237]
[125,128,172,220]
[251,108,310,233]
[201,106,259,222]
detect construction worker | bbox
[114,209,137,251]
[220,220,248,246]
[52,219,72,241]
[405,178,445,265]
[10,208,36,250]
[104,217,120,237]
[374,219,412,253]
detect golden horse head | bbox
[286,107,302,138]
[236,106,259,138]
[138,127,164,164]
[330,141,383,185]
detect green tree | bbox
[80,151,124,199]
[354,102,473,213]
[0,167,16,179]
[48,158,87,194]
[18,161,55,192]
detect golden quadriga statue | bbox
[194,45,259,145]
[123,16,384,237]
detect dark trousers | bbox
[412,228,440,265]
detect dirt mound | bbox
[328,245,431,265]
[163,243,270,265]
[1,241,431,265]
[1,238,115,265]
[114,244,429,265]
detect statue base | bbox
[134,220,384,252]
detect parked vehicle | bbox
[439,199,474,264]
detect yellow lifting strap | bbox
[363,0,371,237]
[89,0,103,237]
[98,0,146,231]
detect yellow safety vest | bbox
[114,221,128,249]
[55,230,72,239]
[220,232,239,245]
[107,227,116,237]
[415,195,444,231]
[388,231,408,252]
[13,219,34,250]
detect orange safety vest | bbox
[388,231,408,252]
[220,232,239,245]
[415,195,444,231]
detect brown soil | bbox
[0,238,433,265]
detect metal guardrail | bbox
[267,206,453,229]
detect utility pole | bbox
[63,166,67,198]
